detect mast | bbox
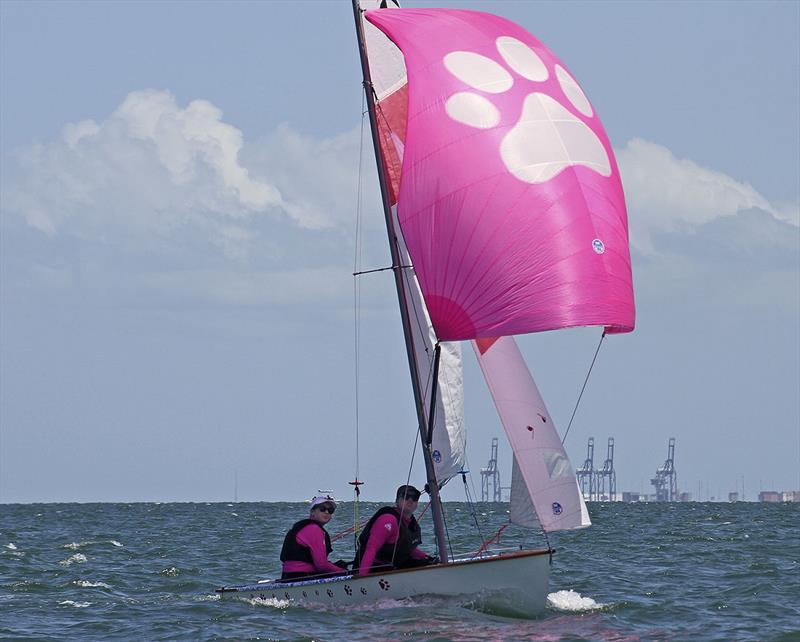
[351,0,449,564]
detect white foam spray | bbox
[59,553,88,566]
[247,596,291,608]
[74,580,111,589]
[547,589,606,612]
[59,600,92,608]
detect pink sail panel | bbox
[365,9,635,341]
[473,336,590,532]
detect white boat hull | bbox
[217,549,552,617]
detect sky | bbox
[1,0,798,504]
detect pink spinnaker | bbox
[366,9,635,341]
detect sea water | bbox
[1,501,798,641]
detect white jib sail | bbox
[510,455,540,529]
[473,336,590,532]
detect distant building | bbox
[621,491,640,503]
[781,491,800,503]
[728,492,739,502]
[678,492,692,502]
[759,491,781,502]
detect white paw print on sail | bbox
[443,37,611,184]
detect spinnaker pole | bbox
[351,0,449,564]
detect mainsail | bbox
[362,0,466,484]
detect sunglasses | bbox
[316,504,335,514]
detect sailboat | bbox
[216,0,634,616]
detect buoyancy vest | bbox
[354,506,422,568]
[280,519,332,565]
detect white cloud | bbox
[2,90,377,261]
[617,138,798,254]
[245,122,379,230]
[4,90,285,257]
[3,91,795,311]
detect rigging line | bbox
[388,420,422,567]
[476,523,508,557]
[353,265,411,276]
[542,525,552,553]
[561,332,606,446]
[375,98,395,139]
[352,89,368,539]
[440,500,455,562]
[460,469,489,554]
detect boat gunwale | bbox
[215,547,554,593]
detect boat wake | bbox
[63,539,124,550]
[547,590,606,612]
[246,596,292,609]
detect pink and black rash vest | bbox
[280,519,332,564]
[354,506,423,572]
[280,519,344,577]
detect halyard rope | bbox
[561,332,606,445]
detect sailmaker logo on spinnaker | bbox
[552,502,563,515]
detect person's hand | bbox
[334,559,350,570]
[426,555,440,565]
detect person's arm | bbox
[296,525,346,574]
[410,546,430,560]
[357,514,396,576]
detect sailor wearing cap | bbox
[280,495,349,581]
[353,485,437,575]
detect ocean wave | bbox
[160,566,180,577]
[3,542,24,558]
[59,600,92,608]
[59,553,88,566]
[63,540,124,550]
[547,589,607,612]
[74,580,111,589]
